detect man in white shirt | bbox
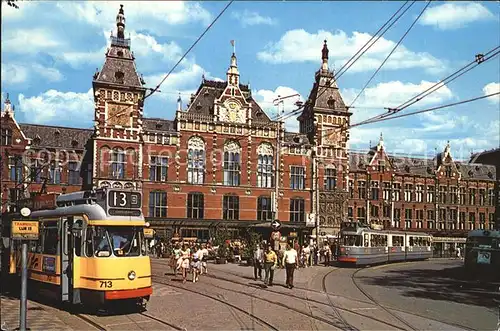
[282,243,299,289]
[253,244,264,281]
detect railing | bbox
[111,36,130,47]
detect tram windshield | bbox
[88,226,145,257]
[341,234,362,246]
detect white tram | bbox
[338,222,432,266]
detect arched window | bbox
[290,197,305,222]
[187,136,205,184]
[187,192,204,219]
[324,167,337,190]
[257,196,273,221]
[111,147,125,179]
[257,143,274,188]
[223,141,241,186]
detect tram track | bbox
[351,267,417,331]
[159,270,413,331]
[321,268,358,331]
[152,275,279,331]
[73,308,186,331]
[169,262,475,331]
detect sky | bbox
[1,1,499,160]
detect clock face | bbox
[108,103,130,126]
[325,128,340,145]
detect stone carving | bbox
[124,182,134,189]
[188,136,205,150]
[257,142,273,156]
[112,182,123,189]
[318,189,348,231]
[224,141,241,153]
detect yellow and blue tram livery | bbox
[464,229,500,276]
[2,188,152,307]
[338,222,432,266]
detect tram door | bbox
[60,217,74,303]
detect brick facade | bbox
[1,6,497,242]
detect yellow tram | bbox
[2,188,152,307]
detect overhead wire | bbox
[350,92,500,128]
[348,0,432,108]
[144,0,234,100]
[353,46,500,127]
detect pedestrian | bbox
[456,246,461,259]
[180,244,190,283]
[282,243,299,289]
[263,245,277,287]
[200,244,209,275]
[302,244,310,268]
[253,244,264,281]
[324,243,331,266]
[191,250,201,283]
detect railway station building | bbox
[1,6,497,249]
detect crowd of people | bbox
[150,237,339,287]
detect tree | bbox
[6,1,19,9]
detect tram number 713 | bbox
[108,190,141,209]
[100,281,113,288]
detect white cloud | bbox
[55,2,212,37]
[2,28,63,54]
[483,82,500,104]
[420,3,496,30]
[1,63,63,85]
[231,10,277,27]
[342,80,454,124]
[257,29,446,74]
[254,86,304,132]
[1,63,29,85]
[18,89,94,125]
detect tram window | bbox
[85,228,94,257]
[364,234,369,247]
[42,227,58,255]
[370,234,388,247]
[392,236,404,246]
[342,235,361,246]
[93,227,111,257]
[409,237,414,246]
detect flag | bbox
[230,40,235,46]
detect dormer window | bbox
[1,128,12,146]
[114,71,125,84]
[71,140,78,148]
[156,123,162,130]
[405,165,410,173]
[327,96,335,109]
[468,170,474,176]
[196,102,202,110]
[54,129,61,137]
[117,50,124,57]
[33,135,41,145]
[488,172,493,179]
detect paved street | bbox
[2,259,498,330]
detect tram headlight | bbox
[128,271,136,280]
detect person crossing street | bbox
[282,243,299,289]
[253,244,264,281]
[263,245,277,287]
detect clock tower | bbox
[90,5,146,190]
[299,40,352,235]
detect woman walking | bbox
[180,244,191,283]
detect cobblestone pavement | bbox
[0,295,75,331]
[3,259,496,330]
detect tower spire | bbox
[116,4,126,39]
[321,40,329,71]
[227,40,240,86]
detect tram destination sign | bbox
[107,190,142,209]
[11,221,39,240]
